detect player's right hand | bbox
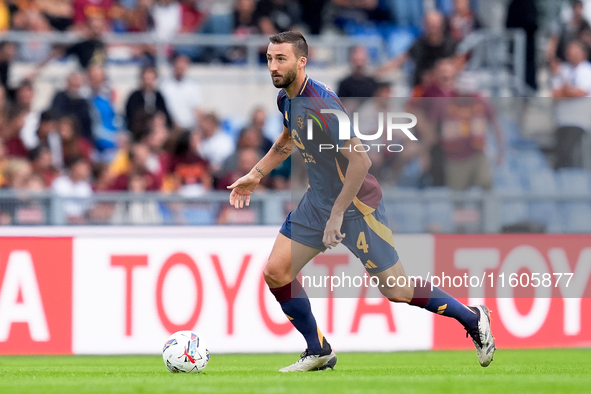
[227,173,260,209]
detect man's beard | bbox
[271,67,298,88]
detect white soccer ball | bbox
[162,331,209,373]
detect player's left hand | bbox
[323,213,345,249]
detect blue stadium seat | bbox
[424,188,453,232]
[561,202,591,233]
[396,158,423,189]
[527,169,557,194]
[555,169,591,232]
[556,168,591,193]
[385,189,424,233]
[526,169,562,232]
[182,206,217,225]
[494,165,529,226]
[221,116,247,143]
[384,26,420,58]
[493,165,522,192]
[499,201,529,227]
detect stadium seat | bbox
[384,26,421,58]
[493,164,522,192]
[385,189,424,233]
[555,169,591,232]
[561,201,591,233]
[556,168,591,194]
[424,187,454,233]
[526,169,562,233]
[221,116,248,143]
[527,169,557,194]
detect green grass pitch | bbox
[0,349,590,394]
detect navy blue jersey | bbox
[277,76,383,229]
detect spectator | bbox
[51,156,93,224]
[160,54,202,130]
[28,146,59,187]
[216,148,261,224]
[547,0,589,64]
[105,131,132,182]
[379,10,458,87]
[143,112,170,188]
[409,59,458,186]
[447,0,481,42]
[337,46,379,102]
[0,136,7,187]
[36,110,63,169]
[221,125,269,176]
[179,0,206,33]
[426,71,504,190]
[233,0,259,36]
[506,0,538,91]
[51,72,94,141]
[87,65,118,159]
[151,0,182,40]
[15,80,40,150]
[73,0,114,28]
[126,0,155,32]
[254,0,301,35]
[16,11,54,63]
[33,16,107,73]
[299,0,329,34]
[0,1,9,31]
[36,0,74,31]
[357,81,424,185]
[552,40,591,169]
[168,130,212,196]
[3,159,32,190]
[216,148,263,190]
[0,42,15,88]
[111,169,163,224]
[225,0,260,63]
[578,25,591,60]
[109,141,161,191]
[125,65,173,134]
[119,112,171,190]
[58,116,93,167]
[249,107,274,152]
[2,105,28,159]
[196,111,234,174]
[329,0,391,31]
[422,58,456,97]
[0,158,42,224]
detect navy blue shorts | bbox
[279,202,399,274]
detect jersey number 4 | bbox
[357,232,369,254]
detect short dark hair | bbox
[269,31,308,58]
[40,109,56,123]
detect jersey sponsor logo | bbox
[297,116,304,130]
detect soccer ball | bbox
[162,330,209,373]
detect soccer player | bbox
[227,31,496,372]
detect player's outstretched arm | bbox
[323,137,372,248]
[227,126,292,209]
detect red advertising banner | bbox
[0,238,72,354]
[432,235,591,349]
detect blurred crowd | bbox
[0,50,293,223]
[1,0,591,226]
[0,0,484,64]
